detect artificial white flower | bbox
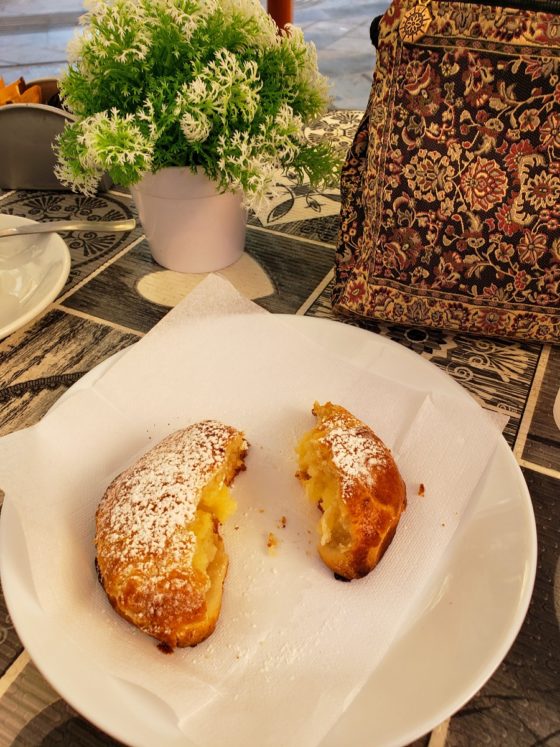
[180,110,212,142]
[268,103,304,161]
[282,25,330,112]
[77,109,154,175]
[53,158,102,197]
[135,99,162,141]
[66,29,86,64]
[175,49,262,127]
[82,0,102,13]
[197,49,262,121]
[216,130,283,217]
[243,160,284,219]
[219,0,278,47]
[79,0,151,66]
[147,0,218,42]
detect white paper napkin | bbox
[0,275,502,747]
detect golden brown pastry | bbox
[95,421,248,649]
[296,402,406,580]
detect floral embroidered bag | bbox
[333,0,560,342]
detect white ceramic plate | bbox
[554,387,560,431]
[0,214,71,339]
[0,316,537,747]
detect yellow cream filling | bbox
[297,432,351,548]
[189,475,237,579]
[189,510,218,575]
[200,479,237,524]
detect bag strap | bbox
[370,15,382,48]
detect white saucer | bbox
[0,213,71,339]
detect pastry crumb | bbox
[418,483,425,496]
[278,515,287,529]
[267,532,279,554]
[157,642,174,655]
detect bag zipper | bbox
[399,0,560,44]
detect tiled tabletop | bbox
[0,110,559,747]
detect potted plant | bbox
[54,0,340,272]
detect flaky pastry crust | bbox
[296,402,406,580]
[95,421,248,648]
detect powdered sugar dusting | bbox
[322,421,388,495]
[97,421,236,565]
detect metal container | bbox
[0,79,111,192]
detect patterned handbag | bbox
[333,0,560,342]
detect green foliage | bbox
[55,0,341,213]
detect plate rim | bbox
[0,313,538,747]
[0,213,71,339]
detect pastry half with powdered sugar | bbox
[95,421,248,650]
[296,402,406,581]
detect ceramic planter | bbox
[131,167,247,273]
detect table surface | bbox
[0,110,558,747]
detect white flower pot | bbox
[131,167,246,273]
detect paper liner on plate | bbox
[0,276,501,747]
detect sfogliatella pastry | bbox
[296,402,406,580]
[95,421,248,649]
